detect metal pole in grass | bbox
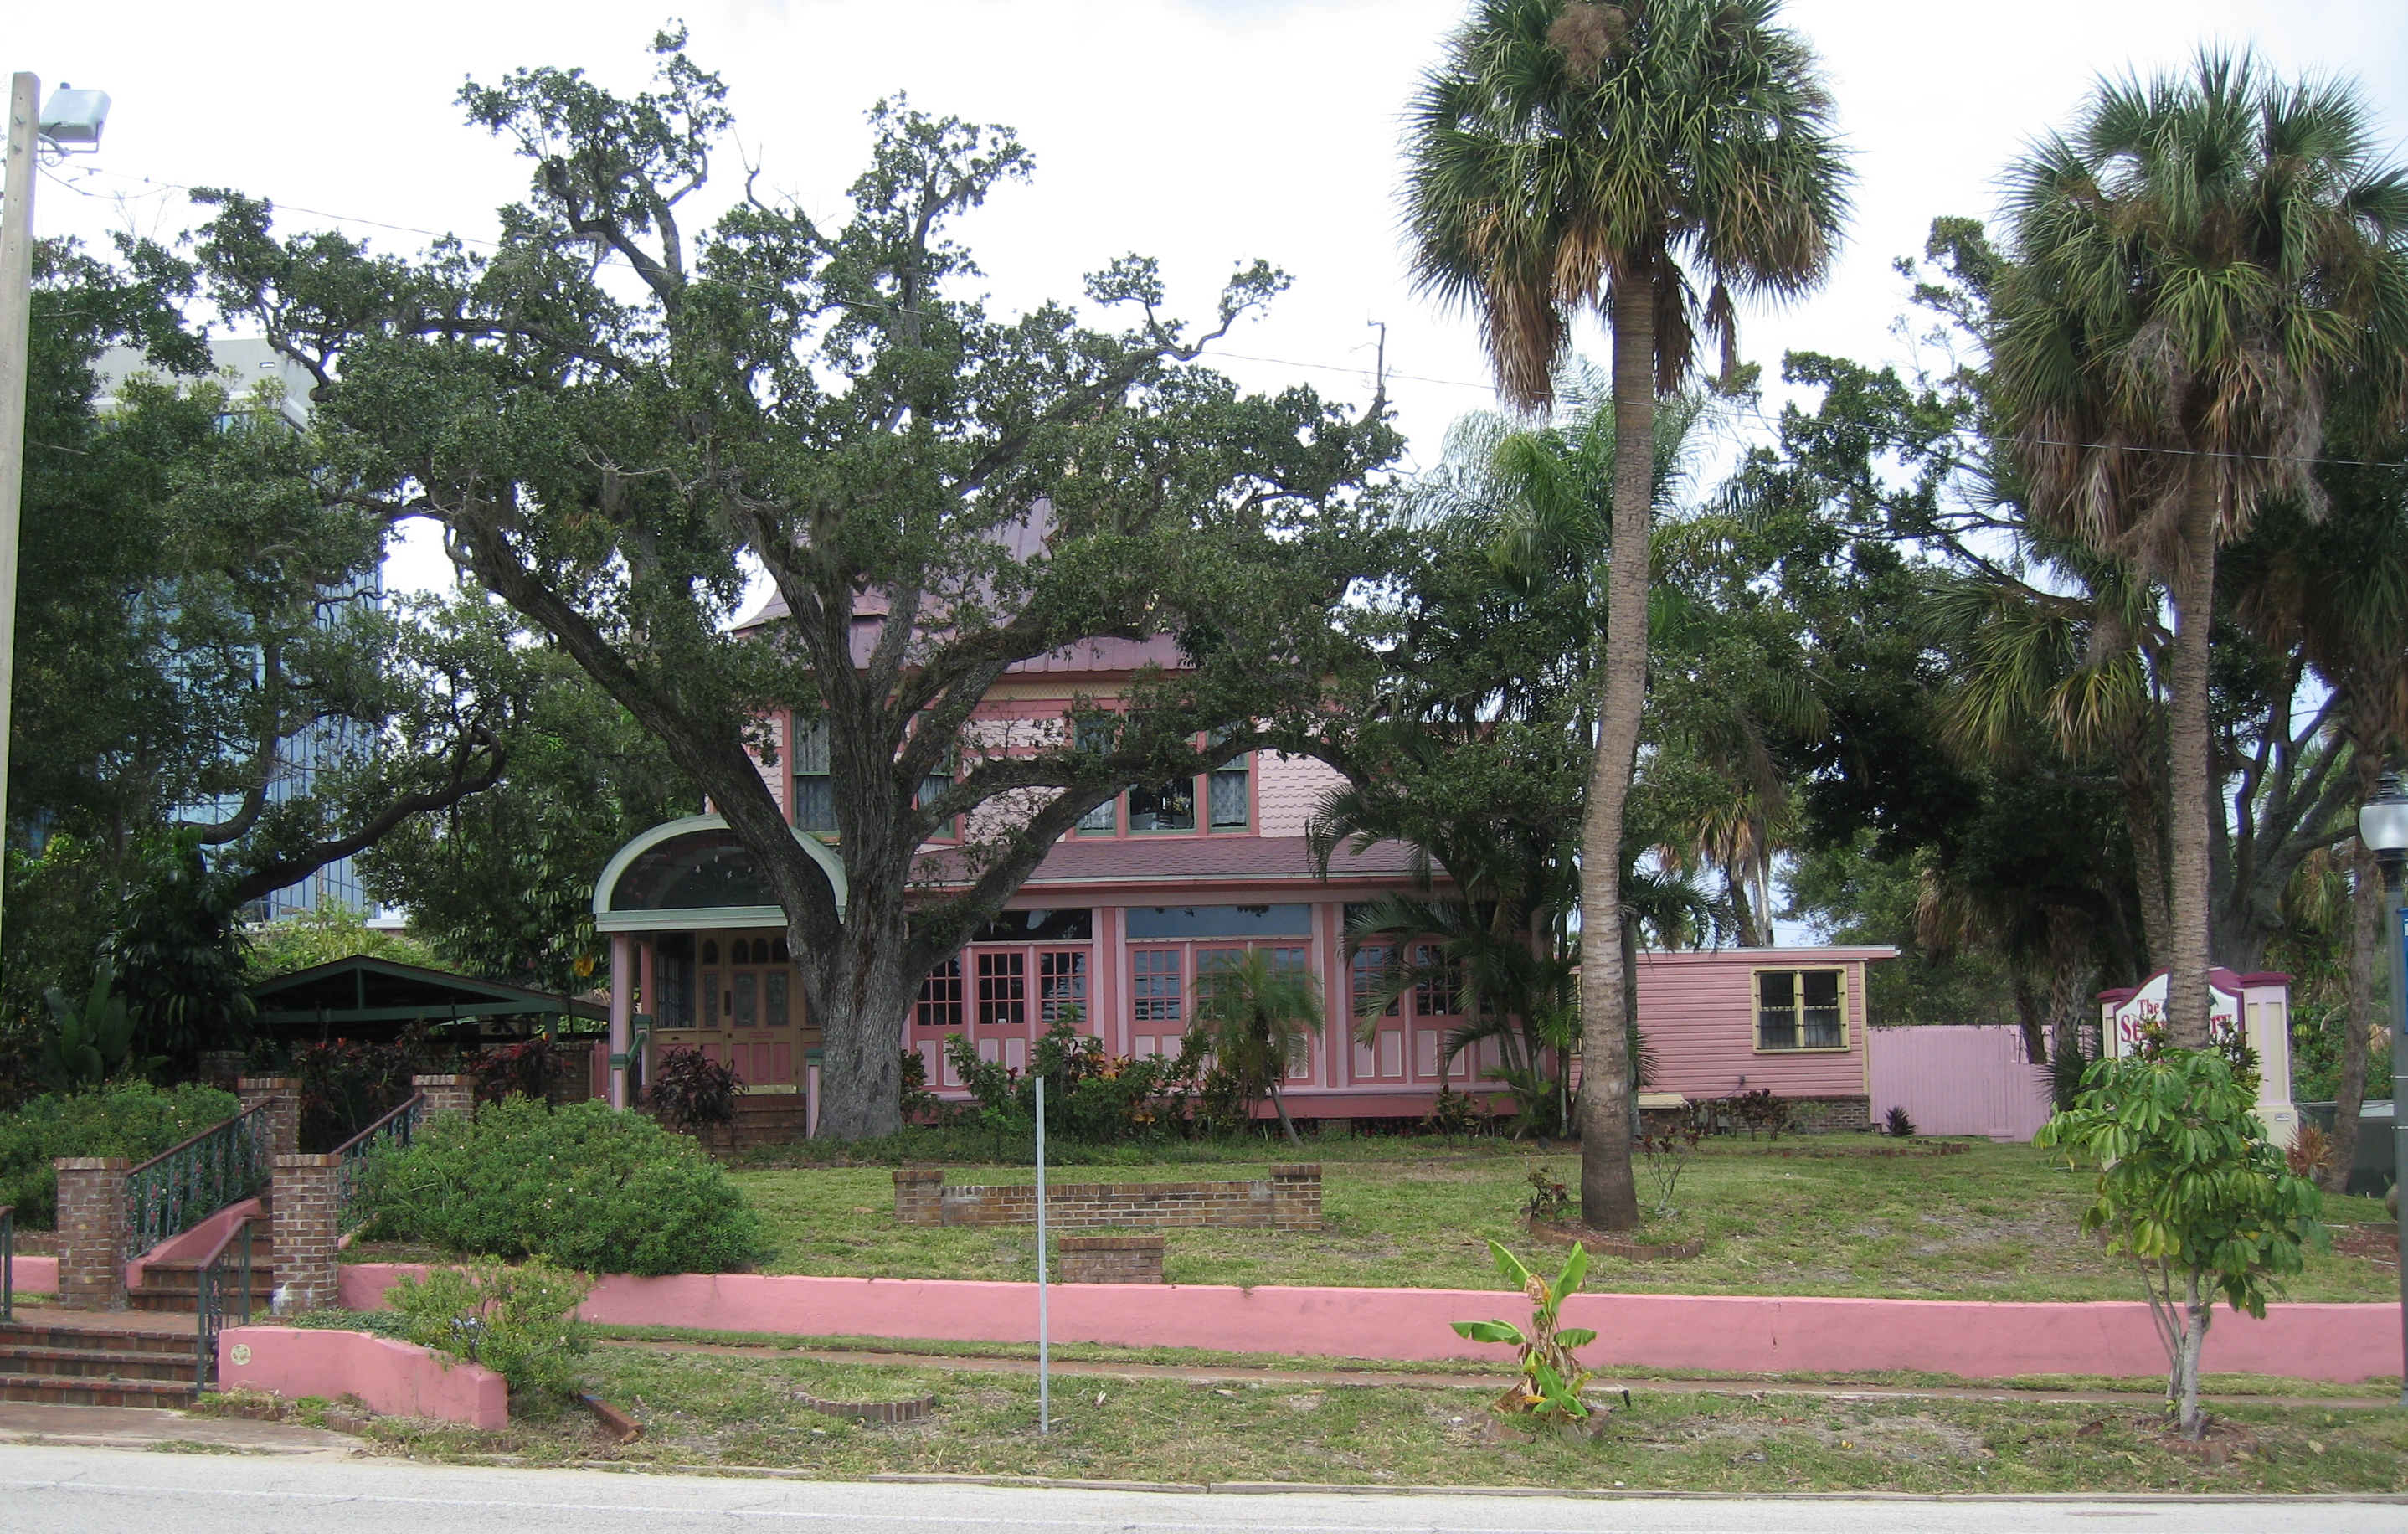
[1036,1072,1050,1434]
[2357,774,2408,1408]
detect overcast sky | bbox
[18,0,2408,597]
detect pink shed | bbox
[1634,945,1894,1131]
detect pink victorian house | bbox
[584,587,1895,1133]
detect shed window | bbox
[1757,968,1845,1051]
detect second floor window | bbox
[1129,779,1196,832]
[793,718,836,834]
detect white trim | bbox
[591,813,848,922]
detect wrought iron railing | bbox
[2,1204,13,1322]
[193,1216,256,1392]
[124,1106,270,1259]
[335,1092,424,1233]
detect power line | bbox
[30,163,2408,472]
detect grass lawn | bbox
[327,1343,2408,1493]
[725,1138,2400,1303]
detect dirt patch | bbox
[2329,1225,2399,1269]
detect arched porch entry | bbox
[591,815,847,1114]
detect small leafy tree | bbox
[1183,948,1325,1145]
[1450,1239,1597,1426]
[2034,1049,2324,1438]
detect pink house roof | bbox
[1635,945,1897,964]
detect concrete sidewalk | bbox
[0,1400,357,1455]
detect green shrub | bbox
[0,1082,243,1228]
[388,1257,592,1399]
[358,1096,765,1275]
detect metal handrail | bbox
[124,1106,271,1259]
[335,1092,424,1233]
[2,1205,13,1322]
[192,1214,256,1392]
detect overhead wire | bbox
[29,163,2408,473]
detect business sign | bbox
[2107,971,2241,1056]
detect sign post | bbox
[1035,1072,1050,1434]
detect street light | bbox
[2354,770,2408,1408]
[1,73,111,939]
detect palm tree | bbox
[1183,947,1325,1146]
[1405,0,1848,1228]
[1991,53,2408,1046]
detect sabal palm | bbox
[1406,0,1846,1229]
[1183,947,1325,1146]
[1992,52,2408,1045]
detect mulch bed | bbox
[1522,1219,1706,1259]
[1737,1140,1973,1158]
[2329,1224,2400,1269]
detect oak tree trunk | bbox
[1576,273,1656,1234]
[2163,465,2221,1050]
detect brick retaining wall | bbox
[1057,1235,1165,1284]
[893,1165,1320,1233]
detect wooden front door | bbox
[667,930,802,1090]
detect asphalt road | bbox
[0,1444,2400,1534]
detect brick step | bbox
[0,1343,199,1382]
[0,1372,197,1409]
[0,1321,198,1357]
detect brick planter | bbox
[893,1165,1320,1233]
[1057,1235,1165,1284]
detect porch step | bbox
[0,1320,200,1409]
[0,1372,198,1408]
[129,1254,278,1315]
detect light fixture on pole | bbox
[1,75,110,937]
[2354,770,2408,1408]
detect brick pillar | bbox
[893,1167,944,1226]
[53,1159,131,1310]
[271,1154,342,1311]
[413,1074,476,1120]
[1268,1164,1322,1233]
[197,1051,245,1091]
[237,1078,301,1163]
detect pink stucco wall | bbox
[337,1264,2397,1384]
[10,1254,58,1293]
[217,1324,508,1428]
[1636,947,1887,1100]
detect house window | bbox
[1351,945,1400,1020]
[793,718,836,834]
[1131,949,1182,1022]
[1039,950,1087,1025]
[1415,944,1464,1017]
[976,951,1026,1027]
[1757,968,1845,1051]
[1075,717,1119,832]
[1128,778,1196,832]
[916,957,963,1031]
[1207,737,1248,830]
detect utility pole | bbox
[0,71,39,940]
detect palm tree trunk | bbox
[1267,1078,1304,1147]
[2330,749,2384,1192]
[2117,723,2173,974]
[1576,270,1655,1234]
[2163,464,2220,1050]
[2045,904,2096,1068]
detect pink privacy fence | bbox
[1867,1025,2055,1142]
[339,1265,2399,1384]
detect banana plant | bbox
[39,962,150,1089]
[1450,1239,1598,1421]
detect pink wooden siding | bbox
[1868,1025,2054,1142]
[1634,948,1882,1100]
